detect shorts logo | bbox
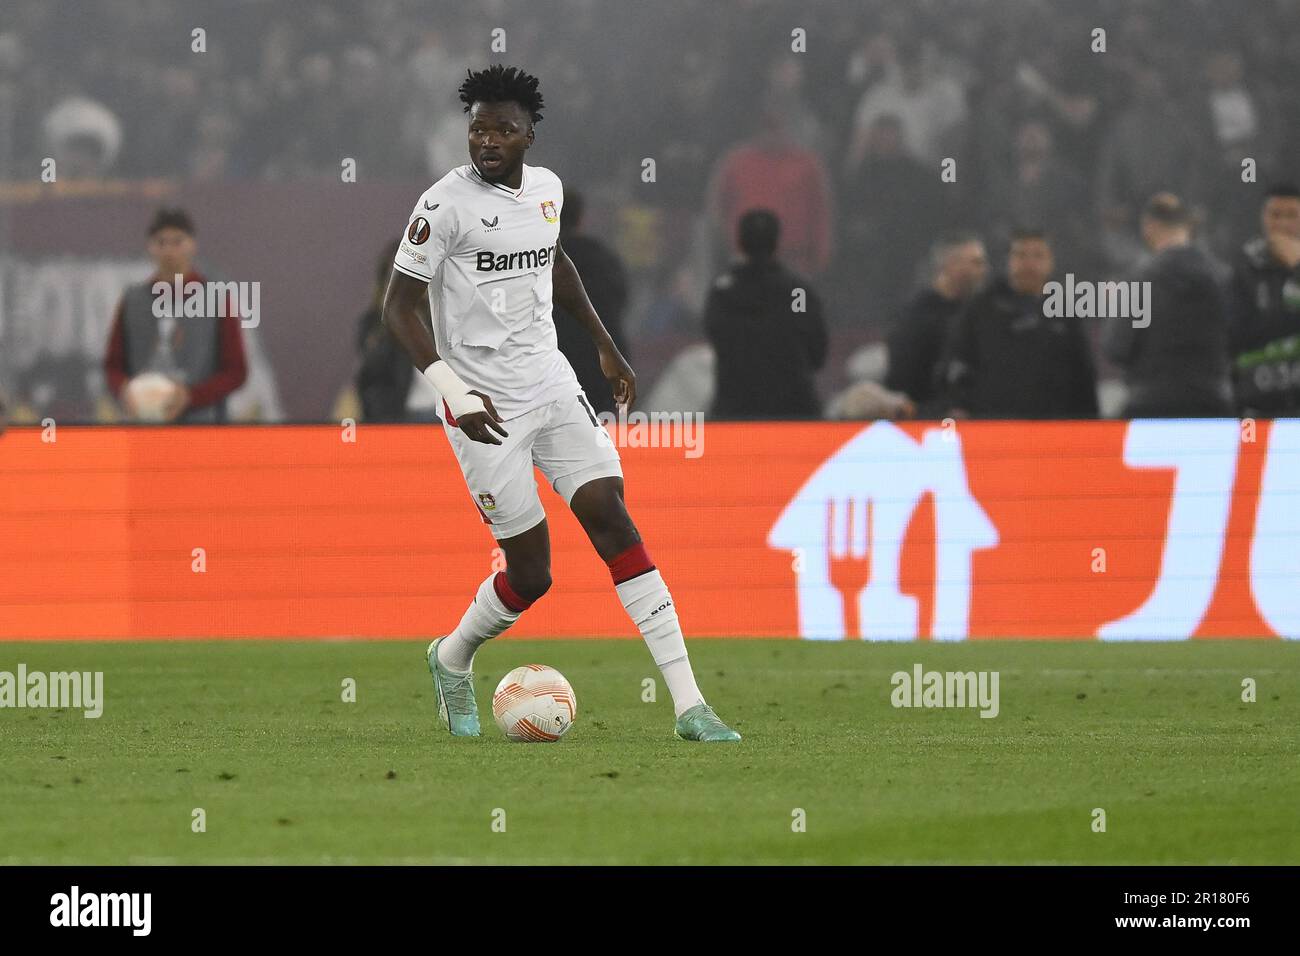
[407,217,431,244]
[478,493,497,512]
[540,200,558,223]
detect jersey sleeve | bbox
[393,191,458,282]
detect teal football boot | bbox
[674,702,741,742]
[426,638,481,737]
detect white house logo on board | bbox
[768,422,998,640]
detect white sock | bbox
[437,573,521,673]
[615,569,704,716]
[659,656,705,718]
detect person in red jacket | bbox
[105,208,247,423]
[707,100,833,280]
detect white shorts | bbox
[443,391,623,539]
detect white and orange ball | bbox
[492,665,577,742]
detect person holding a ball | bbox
[104,208,248,423]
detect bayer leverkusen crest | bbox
[540,200,558,223]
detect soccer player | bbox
[382,65,739,742]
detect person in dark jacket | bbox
[1104,193,1233,417]
[356,239,417,421]
[704,208,828,419]
[1226,183,1300,416]
[837,113,943,320]
[551,190,630,415]
[885,231,988,417]
[941,229,1098,419]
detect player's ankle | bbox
[437,634,476,674]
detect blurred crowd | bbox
[1,0,1299,423]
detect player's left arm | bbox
[552,237,636,408]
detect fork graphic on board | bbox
[826,498,873,639]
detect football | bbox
[492,665,577,742]
[124,372,181,422]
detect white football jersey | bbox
[393,162,581,420]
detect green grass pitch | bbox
[1,639,1296,865]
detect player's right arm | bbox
[382,270,507,444]
[382,197,507,444]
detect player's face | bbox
[1262,197,1300,239]
[1008,239,1053,295]
[147,227,196,277]
[468,102,533,185]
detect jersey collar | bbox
[468,162,528,201]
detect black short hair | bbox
[738,208,780,259]
[1142,192,1192,227]
[1265,183,1300,201]
[930,230,982,259]
[458,64,544,124]
[148,207,195,237]
[1009,227,1049,244]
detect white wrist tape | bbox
[423,361,486,419]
